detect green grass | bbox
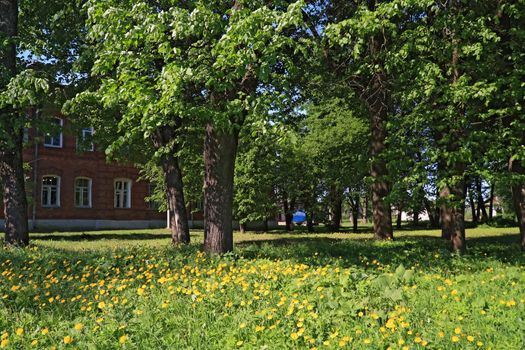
[1,226,524,349]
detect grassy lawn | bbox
[1,226,524,349]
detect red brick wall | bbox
[1,120,165,222]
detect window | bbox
[77,127,94,151]
[114,179,132,208]
[75,177,92,208]
[42,176,60,207]
[44,118,63,148]
[147,183,160,210]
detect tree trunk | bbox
[329,185,342,232]
[509,157,525,250]
[424,198,439,228]
[476,178,488,221]
[0,0,28,246]
[161,153,190,245]
[239,222,246,234]
[263,218,268,232]
[362,194,369,224]
[203,124,238,254]
[468,185,478,224]
[352,196,359,233]
[413,210,419,226]
[396,206,402,230]
[439,181,453,240]
[1,133,29,246]
[283,194,293,231]
[306,212,314,233]
[488,182,494,219]
[367,70,393,240]
[449,181,466,253]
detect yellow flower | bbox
[63,335,73,344]
[255,325,265,332]
[31,340,38,346]
[438,331,445,338]
[454,327,461,334]
[15,328,24,336]
[41,328,49,335]
[467,335,475,342]
[0,339,8,348]
[239,323,246,329]
[119,335,128,344]
[452,335,459,342]
[363,338,371,344]
[415,337,422,343]
[98,301,106,309]
[236,340,243,346]
[74,323,83,331]
[477,341,483,347]
[137,288,145,296]
[291,333,299,340]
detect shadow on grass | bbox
[235,232,525,272]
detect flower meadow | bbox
[0,230,524,349]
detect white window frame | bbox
[114,178,132,209]
[74,177,92,208]
[41,175,61,207]
[44,118,63,148]
[77,127,94,152]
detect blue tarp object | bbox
[292,211,307,224]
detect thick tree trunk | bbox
[0,0,28,246]
[368,71,393,240]
[439,182,453,240]
[1,133,29,246]
[449,181,466,253]
[509,157,525,250]
[203,124,238,254]
[161,153,190,245]
[329,185,342,232]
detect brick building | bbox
[0,117,168,231]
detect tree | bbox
[83,0,305,253]
[1,0,85,245]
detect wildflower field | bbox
[1,227,524,349]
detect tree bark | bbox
[328,185,342,232]
[362,194,369,224]
[161,152,190,245]
[203,123,238,254]
[0,0,28,246]
[306,212,314,233]
[396,206,402,230]
[476,178,488,221]
[468,184,478,224]
[283,194,293,231]
[239,222,246,234]
[352,196,359,233]
[413,210,419,227]
[488,182,494,219]
[509,157,525,250]
[367,70,393,240]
